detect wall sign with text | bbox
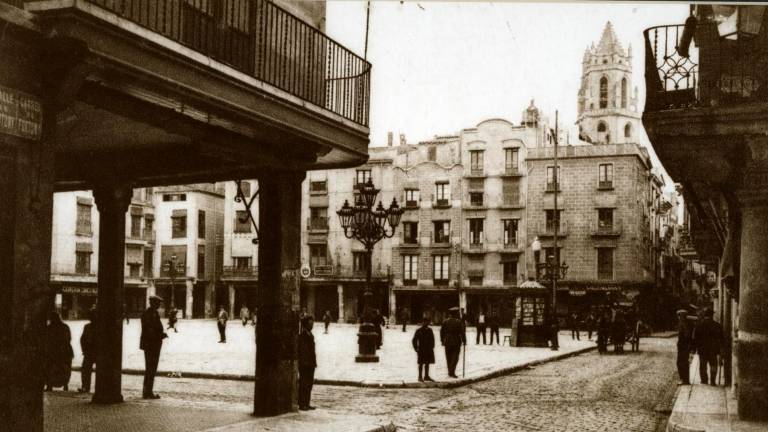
[0,85,42,141]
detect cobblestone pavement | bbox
[54,337,677,431]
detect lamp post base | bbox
[355,322,380,363]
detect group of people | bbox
[563,307,645,354]
[676,308,724,386]
[473,311,502,345]
[411,307,466,381]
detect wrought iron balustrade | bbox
[78,0,370,126]
[222,265,259,278]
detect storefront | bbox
[394,288,459,325]
[464,288,516,326]
[557,280,651,318]
[55,284,98,320]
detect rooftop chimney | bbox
[387,131,393,147]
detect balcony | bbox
[537,221,568,237]
[545,183,561,193]
[222,266,259,279]
[502,167,524,177]
[467,192,487,208]
[306,217,329,231]
[404,199,420,210]
[500,193,526,209]
[143,230,155,243]
[590,220,623,237]
[433,198,451,209]
[597,181,614,190]
[466,168,485,178]
[430,231,452,247]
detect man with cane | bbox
[440,307,465,379]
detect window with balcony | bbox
[234,210,251,233]
[353,251,368,275]
[76,203,92,236]
[599,76,608,108]
[598,163,613,189]
[403,255,418,285]
[597,248,614,280]
[198,245,206,279]
[433,221,450,244]
[502,178,521,206]
[545,210,562,232]
[309,207,328,230]
[434,182,450,206]
[128,263,141,278]
[598,208,614,230]
[309,245,327,268]
[469,219,484,245]
[546,166,561,191]
[310,180,327,193]
[405,189,420,207]
[144,216,154,240]
[470,150,484,174]
[171,215,187,238]
[469,192,484,206]
[428,146,437,161]
[130,214,142,238]
[502,258,518,285]
[355,169,371,186]
[234,256,251,269]
[502,219,518,247]
[75,251,91,275]
[505,148,519,173]
[403,222,418,244]
[143,249,154,278]
[198,210,206,239]
[433,255,450,284]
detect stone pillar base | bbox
[736,338,768,421]
[356,324,379,363]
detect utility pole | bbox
[553,111,559,325]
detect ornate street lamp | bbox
[531,236,569,350]
[337,178,403,362]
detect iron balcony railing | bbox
[222,265,259,278]
[644,22,767,111]
[81,0,371,126]
[306,216,329,230]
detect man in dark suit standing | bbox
[141,295,167,399]
[440,307,466,378]
[693,308,724,385]
[298,315,317,410]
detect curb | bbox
[72,345,597,389]
[364,422,398,432]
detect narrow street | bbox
[54,337,678,432]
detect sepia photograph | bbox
[0,0,765,431]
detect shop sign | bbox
[61,286,98,296]
[0,85,41,141]
[585,284,622,292]
[569,290,587,296]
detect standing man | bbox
[570,312,580,341]
[585,311,596,340]
[676,309,693,385]
[78,310,97,393]
[298,315,317,410]
[412,315,435,382]
[140,295,167,399]
[167,306,178,333]
[400,307,409,333]
[488,312,500,345]
[440,307,466,378]
[322,310,332,334]
[693,308,724,385]
[217,305,229,343]
[240,304,250,326]
[476,310,487,345]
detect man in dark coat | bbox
[217,305,229,343]
[400,307,410,332]
[440,307,466,378]
[141,295,167,399]
[412,315,435,382]
[373,309,384,349]
[298,315,317,410]
[475,311,487,345]
[78,310,97,393]
[488,312,501,345]
[596,309,610,354]
[676,309,693,385]
[45,313,74,391]
[167,306,178,333]
[612,309,627,354]
[693,308,724,385]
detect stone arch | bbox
[624,122,632,139]
[597,121,609,144]
[599,76,608,109]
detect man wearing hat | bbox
[693,308,724,385]
[440,307,465,378]
[675,309,693,385]
[140,295,168,399]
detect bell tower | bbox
[576,22,641,145]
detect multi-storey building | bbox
[151,184,224,319]
[50,188,155,319]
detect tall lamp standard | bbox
[167,254,178,315]
[531,236,569,350]
[337,178,403,362]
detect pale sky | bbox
[326,1,691,185]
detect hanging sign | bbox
[0,85,41,141]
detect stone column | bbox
[228,283,235,318]
[254,171,304,416]
[736,189,768,420]
[389,288,396,322]
[337,284,345,323]
[185,279,194,319]
[92,184,132,404]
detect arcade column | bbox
[254,170,304,416]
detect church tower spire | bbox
[576,22,641,145]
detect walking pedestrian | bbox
[585,312,596,340]
[400,307,409,332]
[167,306,178,333]
[140,295,167,399]
[596,309,610,353]
[44,312,74,392]
[693,308,724,385]
[612,309,627,354]
[78,310,97,393]
[475,310,487,345]
[440,307,466,378]
[217,305,229,343]
[298,315,316,410]
[373,309,384,349]
[240,305,250,326]
[412,315,435,382]
[570,312,580,340]
[488,312,500,345]
[676,309,693,385]
[322,310,332,334]
[547,311,560,351]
